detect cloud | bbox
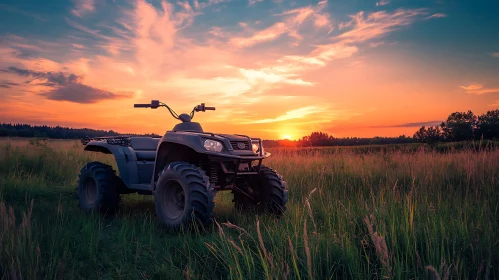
[376,0,390,6]
[248,0,264,5]
[461,84,499,95]
[229,22,292,47]
[393,121,442,127]
[248,106,324,124]
[490,101,499,107]
[65,17,107,39]
[5,67,81,86]
[40,84,132,103]
[425,13,447,20]
[4,66,134,103]
[71,0,95,17]
[336,9,427,43]
[491,53,499,58]
[460,84,483,91]
[230,1,333,47]
[253,8,426,77]
[0,81,20,88]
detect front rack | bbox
[80,136,131,146]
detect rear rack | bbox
[81,136,131,146]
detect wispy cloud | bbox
[71,0,95,17]
[0,81,20,88]
[65,17,108,39]
[230,1,333,47]
[251,8,427,78]
[376,0,390,7]
[461,84,499,95]
[425,13,447,20]
[491,53,499,58]
[248,0,264,5]
[248,106,325,124]
[390,121,442,128]
[336,9,427,43]
[460,84,483,91]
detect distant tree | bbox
[413,125,442,144]
[425,126,442,144]
[476,109,499,140]
[440,110,477,142]
[308,132,334,146]
[413,126,429,143]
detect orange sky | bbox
[1,0,498,140]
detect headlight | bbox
[203,139,223,152]
[252,141,264,154]
[252,143,259,153]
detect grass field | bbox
[1,138,498,279]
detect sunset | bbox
[1,1,499,279]
[1,0,498,139]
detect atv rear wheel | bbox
[77,161,121,214]
[232,165,288,216]
[154,161,215,230]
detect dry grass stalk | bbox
[222,221,249,238]
[363,214,391,276]
[425,265,441,280]
[305,188,318,234]
[303,218,313,280]
[227,237,243,255]
[256,218,270,263]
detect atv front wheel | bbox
[233,165,288,216]
[154,161,215,230]
[77,161,121,214]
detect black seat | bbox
[130,137,160,161]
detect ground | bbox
[0,138,498,279]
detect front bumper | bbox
[202,151,271,160]
[202,151,271,177]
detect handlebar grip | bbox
[134,104,151,108]
[205,107,216,110]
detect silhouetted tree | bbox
[440,110,477,141]
[413,126,427,143]
[413,125,442,144]
[476,109,499,140]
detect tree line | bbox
[0,123,160,139]
[1,109,498,147]
[264,109,499,147]
[263,133,416,148]
[413,109,499,144]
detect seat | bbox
[130,137,160,151]
[130,137,160,161]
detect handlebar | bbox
[133,100,214,121]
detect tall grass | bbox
[0,138,498,279]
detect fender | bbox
[84,141,139,188]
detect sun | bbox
[283,135,292,140]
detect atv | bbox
[77,100,288,230]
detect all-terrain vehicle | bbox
[77,100,288,230]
